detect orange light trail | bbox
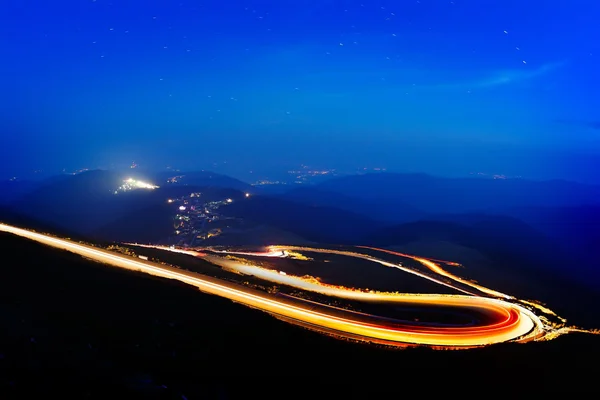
[357,246,510,299]
[181,244,596,344]
[2,223,596,348]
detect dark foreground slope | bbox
[1,233,598,397]
[0,206,104,245]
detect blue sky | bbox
[1,0,599,182]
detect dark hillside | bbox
[1,233,598,396]
[220,195,383,243]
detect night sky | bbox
[1,0,599,182]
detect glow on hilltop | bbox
[114,178,159,194]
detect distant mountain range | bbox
[0,180,39,204]
[497,205,600,256]
[313,173,600,214]
[151,170,251,191]
[1,169,598,290]
[219,195,384,244]
[2,170,247,235]
[363,215,579,288]
[0,169,250,205]
[277,186,426,223]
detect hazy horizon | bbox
[2,0,599,183]
[4,156,600,187]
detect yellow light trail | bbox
[357,246,510,299]
[171,244,597,343]
[3,223,595,348]
[269,245,481,296]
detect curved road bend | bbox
[0,223,545,347]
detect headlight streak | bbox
[357,246,510,299]
[2,223,597,348]
[151,244,596,344]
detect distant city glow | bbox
[114,178,159,194]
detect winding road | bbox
[1,222,588,348]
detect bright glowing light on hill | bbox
[114,178,159,194]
